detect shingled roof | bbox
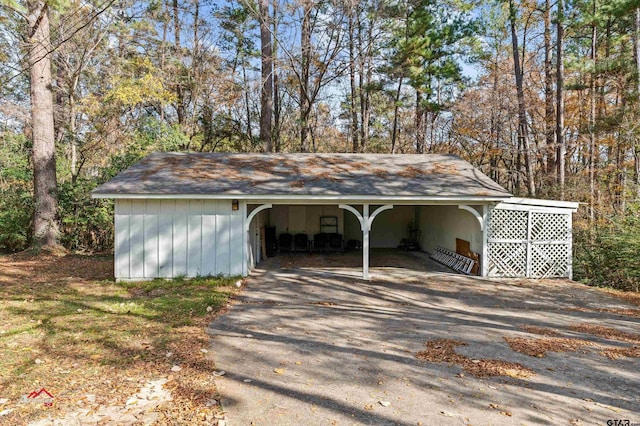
[92,153,512,199]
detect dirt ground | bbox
[208,250,640,425]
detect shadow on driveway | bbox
[208,251,639,425]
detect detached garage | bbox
[92,153,578,281]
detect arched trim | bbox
[367,205,394,229]
[458,205,484,231]
[245,204,273,231]
[339,204,365,230]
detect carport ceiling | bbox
[92,152,512,199]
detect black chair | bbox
[278,233,293,253]
[313,233,329,253]
[327,233,344,252]
[293,233,310,253]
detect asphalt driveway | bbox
[207,251,640,425]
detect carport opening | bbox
[247,204,484,277]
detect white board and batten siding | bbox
[115,199,245,280]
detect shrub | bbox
[574,207,640,292]
[0,134,32,252]
[58,180,114,252]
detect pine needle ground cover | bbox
[0,254,238,424]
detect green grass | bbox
[116,276,238,325]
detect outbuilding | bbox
[92,153,579,281]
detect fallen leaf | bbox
[273,368,285,375]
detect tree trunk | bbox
[28,1,60,249]
[358,7,372,153]
[634,7,640,200]
[509,0,536,196]
[172,0,185,125]
[160,0,168,121]
[348,4,359,152]
[68,77,78,182]
[241,57,253,147]
[190,0,200,143]
[556,0,566,200]
[490,58,500,182]
[259,0,273,152]
[390,77,402,154]
[299,0,312,152]
[415,90,425,154]
[272,0,281,152]
[588,0,597,222]
[543,0,555,176]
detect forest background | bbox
[1,0,639,291]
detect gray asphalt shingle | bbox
[92,152,512,198]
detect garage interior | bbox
[247,203,483,276]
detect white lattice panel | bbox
[531,213,568,241]
[487,242,527,277]
[530,243,569,278]
[488,209,528,240]
[487,207,572,278]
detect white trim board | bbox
[93,193,508,204]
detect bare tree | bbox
[508,0,536,196]
[299,0,312,152]
[633,6,640,200]
[588,0,597,220]
[543,0,555,176]
[259,0,273,151]
[347,0,359,152]
[556,0,566,199]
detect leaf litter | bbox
[504,336,597,357]
[415,339,535,379]
[0,253,239,425]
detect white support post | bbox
[362,204,370,280]
[242,202,248,276]
[340,204,393,281]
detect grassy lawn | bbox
[0,253,239,425]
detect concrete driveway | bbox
[207,251,640,425]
